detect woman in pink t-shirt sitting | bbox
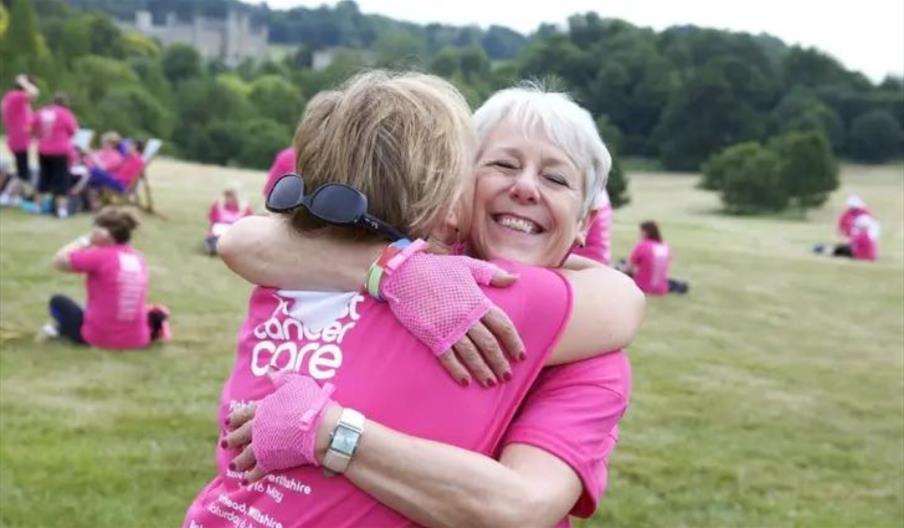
[619,221,689,295]
[43,207,169,348]
[813,196,880,261]
[204,185,254,255]
[201,81,639,527]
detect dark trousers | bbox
[88,167,126,193]
[38,154,71,197]
[833,244,853,258]
[49,294,87,345]
[49,294,168,345]
[14,150,29,181]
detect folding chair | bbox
[126,138,161,213]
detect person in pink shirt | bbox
[849,214,879,261]
[837,195,871,240]
[814,195,879,260]
[32,92,79,218]
[0,74,40,206]
[572,189,613,265]
[43,207,170,348]
[203,80,641,527]
[264,146,296,197]
[621,221,688,295]
[204,185,254,255]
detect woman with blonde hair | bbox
[183,72,642,527]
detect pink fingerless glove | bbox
[379,251,504,355]
[252,374,336,473]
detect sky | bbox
[264,0,904,82]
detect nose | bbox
[508,169,540,205]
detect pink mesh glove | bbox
[379,251,505,355]
[251,373,336,473]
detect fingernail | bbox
[241,479,249,486]
[220,440,228,449]
[459,377,470,387]
[228,462,236,471]
[486,378,497,387]
[502,371,512,382]
[517,351,526,361]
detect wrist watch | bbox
[322,408,365,475]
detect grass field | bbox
[1,158,902,527]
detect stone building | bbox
[119,10,269,67]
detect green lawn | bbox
[1,158,902,527]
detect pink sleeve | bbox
[208,203,219,224]
[66,109,78,136]
[629,242,643,265]
[501,352,631,518]
[68,247,104,273]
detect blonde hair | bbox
[290,70,474,240]
[473,84,611,217]
[101,131,122,146]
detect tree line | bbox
[2,0,902,212]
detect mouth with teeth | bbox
[492,214,545,235]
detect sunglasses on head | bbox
[266,173,408,242]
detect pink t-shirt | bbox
[93,148,124,172]
[630,239,671,296]
[851,229,878,261]
[1,89,32,152]
[113,153,144,188]
[502,351,631,525]
[33,104,78,156]
[838,207,870,239]
[572,204,612,265]
[264,147,296,197]
[208,200,253,235]
[68,245,150,350]
[183,262,572,528]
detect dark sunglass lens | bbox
[309,185,366,224]
[267,174,304,211]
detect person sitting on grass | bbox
[204,184,253,256]
[618,220,689,295]
[42,207,170,348]
[815,213,880,262]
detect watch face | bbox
[332,426,360,455]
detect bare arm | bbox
[218,215,382,290]
[219,214,645,359]
[51,236,89,271]
[345,428,581,528]
[233,404,584,528]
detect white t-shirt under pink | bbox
[183,261,573,528]
[68,245,150,349]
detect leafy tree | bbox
[848,110,903,163]
[656,57,769,170]
[70,54,140,107]
[162,43,202,85]
[595,114,623,156]
[701,141,761,191]
[772,93,845,152]
[713,143,787,213]
[429,47,459,78]
[94,85,172,138]
[769,131,838,209]
[0,0,51,83]
[606,157,630,208]
[374,30,426,68]
[249,75,305,130]
[458,45,491,82]
[237,118,293,169]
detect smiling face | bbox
[468,119,589,267]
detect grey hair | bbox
[473,83,612,216]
